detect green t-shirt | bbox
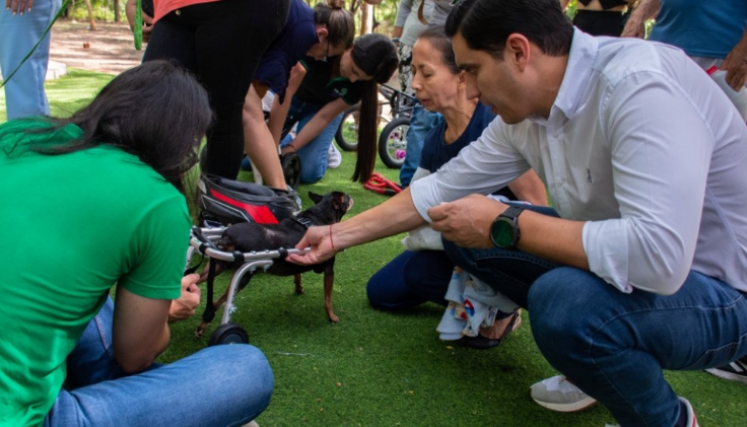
[0,119,191,426]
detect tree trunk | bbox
[84,0,96,30]
[360,3,373,35]
[114,0,120,22]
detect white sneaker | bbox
[605,397,699,427]
[241,421,260,427]
[530,375,596,412]
[328,143,342,169]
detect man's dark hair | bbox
[1,60,212,194]
[445,0,573,58]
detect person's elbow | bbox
[116,353,155,374]
[114,328,170,374]
[630,241,691,296]
[634,266,689,296]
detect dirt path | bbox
[50,21,143,75]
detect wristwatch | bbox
[489,206,524,249]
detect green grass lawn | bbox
[3,70,747,427]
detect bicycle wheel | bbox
[378,116,410,169]
[335,105,360,151]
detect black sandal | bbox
[457,310,521,350]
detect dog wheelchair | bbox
[186,226,309,346]
[188,174,308,345]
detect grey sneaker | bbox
[530,375,596,412]
[605,397,699,427]
[328,143,342,169]
[705,356,747,385]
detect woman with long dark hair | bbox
[0,61,273,427]
[276,33,399,184]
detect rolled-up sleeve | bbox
[583,71,713,295]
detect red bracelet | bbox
[329,224,337,252]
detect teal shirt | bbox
[0,119,190,426]
[649,0,747,59]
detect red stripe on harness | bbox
[209,188,280,224]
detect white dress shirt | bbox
[410,29,747,295]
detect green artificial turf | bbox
[0,68,115,121]
[3,69,747,427]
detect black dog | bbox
[196,191,353,337]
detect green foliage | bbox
[67,0,125,23]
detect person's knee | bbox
[300,172,323,184]
[206,344,274,406]
[300,165,325,184]
[366,276,388,310]
[528,268,595,357]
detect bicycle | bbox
[334,84,417,169]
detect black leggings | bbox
[573,9,626,37]
[144,0,289,179]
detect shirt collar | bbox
[549,28,599,123]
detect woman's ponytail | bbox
[350,34,399,183]
[314,1,355,49]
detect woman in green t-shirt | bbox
[0,61,273,427]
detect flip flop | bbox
[457,309,522,350]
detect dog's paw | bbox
[195,323,207,338]
[328,313,340,323]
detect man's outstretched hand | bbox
[286,226,338,266]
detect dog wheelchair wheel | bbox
[208,323,249,346]
[280,152,302,189]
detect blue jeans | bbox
[444,208,747,427]
[399,104,440,188]
[0,0,61,120]
[45,298,274,427]
[367,249,454,310]
[281,97,344,184]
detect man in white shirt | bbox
[288,0,747,425]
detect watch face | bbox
[490,218,515,248]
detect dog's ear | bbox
[308,192,323,205]
[332,192,346,211]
